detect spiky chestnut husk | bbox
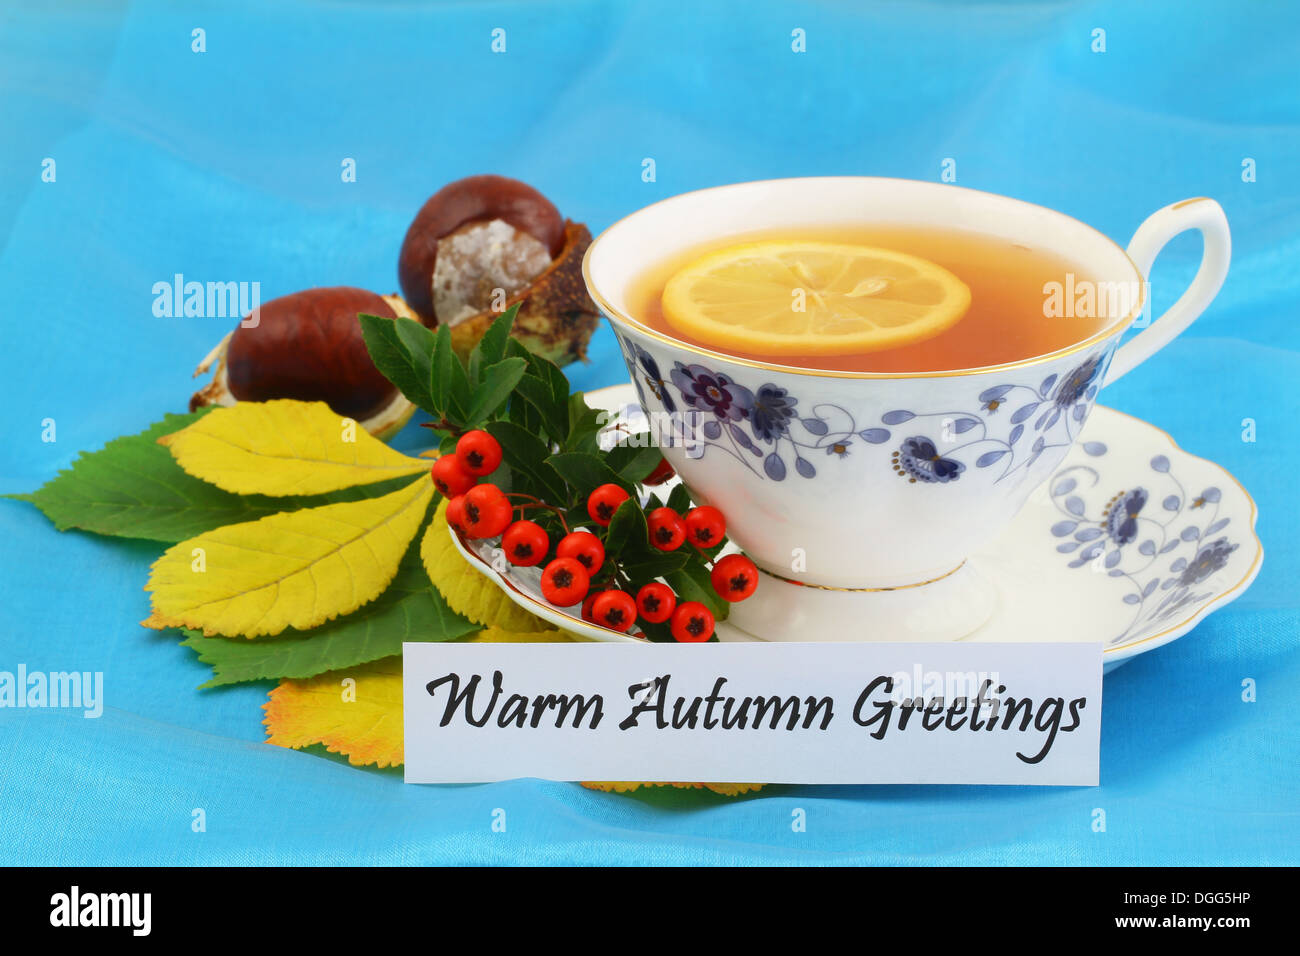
[189,288,417,441]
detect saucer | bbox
[451,384,1262,672]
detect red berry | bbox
[592,590,636,632]
[556,530,605,574]
[455,430,503,476]
[635,582,676,624]
[446,495,469,534]
[642,456,675,485]
[501,520,548,566]
[462,483,512,538]
[684,505,726,548]
[646,507,687,551]
[670,601,715,643]
[540,557,590,607]
[587,483,630,527]
[711,553,759,601]
[581,589,605,623]
[430,454,476,498]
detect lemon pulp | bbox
[660,240,972,357]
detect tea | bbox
[627,225,1122,373]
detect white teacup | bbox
[582,178,1229,641]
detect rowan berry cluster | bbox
[435,431,759,643]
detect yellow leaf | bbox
[158,399,428,496]
[582,781,765,796]
[421,500,550,632]
[470,625,574,644]
[264,626,570,767]
[264,657,405,768]
[701,782,765,796]
[144,476,433,637]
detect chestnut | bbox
[398,174,600,366]
[189,286,417,440]
[399,174,564,323]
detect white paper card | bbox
[403,641,1102,785]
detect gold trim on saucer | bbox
[756,560,967,592]
[582,177,1148,380]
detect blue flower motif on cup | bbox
[1051,353,1103,410]
[1047,449,1237,644]
[891,436,965,483]
[655,358,859,481]
[750,384,798,442]
[626,341,676,414]
[868,350,1111,486]
[615,340,1112,487]
[670,363,753,422]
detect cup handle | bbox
[1103,197,1231,386]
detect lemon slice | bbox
[661,240,971,356]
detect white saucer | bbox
[451,383,1262,672]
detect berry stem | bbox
[505,493,571,535]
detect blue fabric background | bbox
[1,0,1296,865]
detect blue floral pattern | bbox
[613,333,1111,485]
[867,352,1111,485]
[626,341,676,415]
[1048,451,1238,644]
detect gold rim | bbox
[582,176,1148,379]
[756,560,967,591]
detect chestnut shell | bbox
[225,287,399,420]
[447,220,600,367]
[398,174,566,324]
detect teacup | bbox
[582,178,1229,641]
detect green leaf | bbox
[431,324,473,420]
[445,352,471,423]
[393,316,439,406]
[515,373,568,443]
[604,498,647,555]
[667,556,729,621]
[485,420,567,503]
[620,550,688,582]
[545,452,625,496]
[666,483,692,514]
[636,618,675,643]
[468,304,518,383]
[5,411,417,543]
[564,392,606,455]
[607,443,664,485]
[431,325,452,415]
[508,387,545,437]
[179,536,477,686]
[526,350,571,408]
[359,314,437,413]
[464,357,527,427]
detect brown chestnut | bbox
[190,287,418,439]
[399,174,565,325]
[445,220,600,367]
